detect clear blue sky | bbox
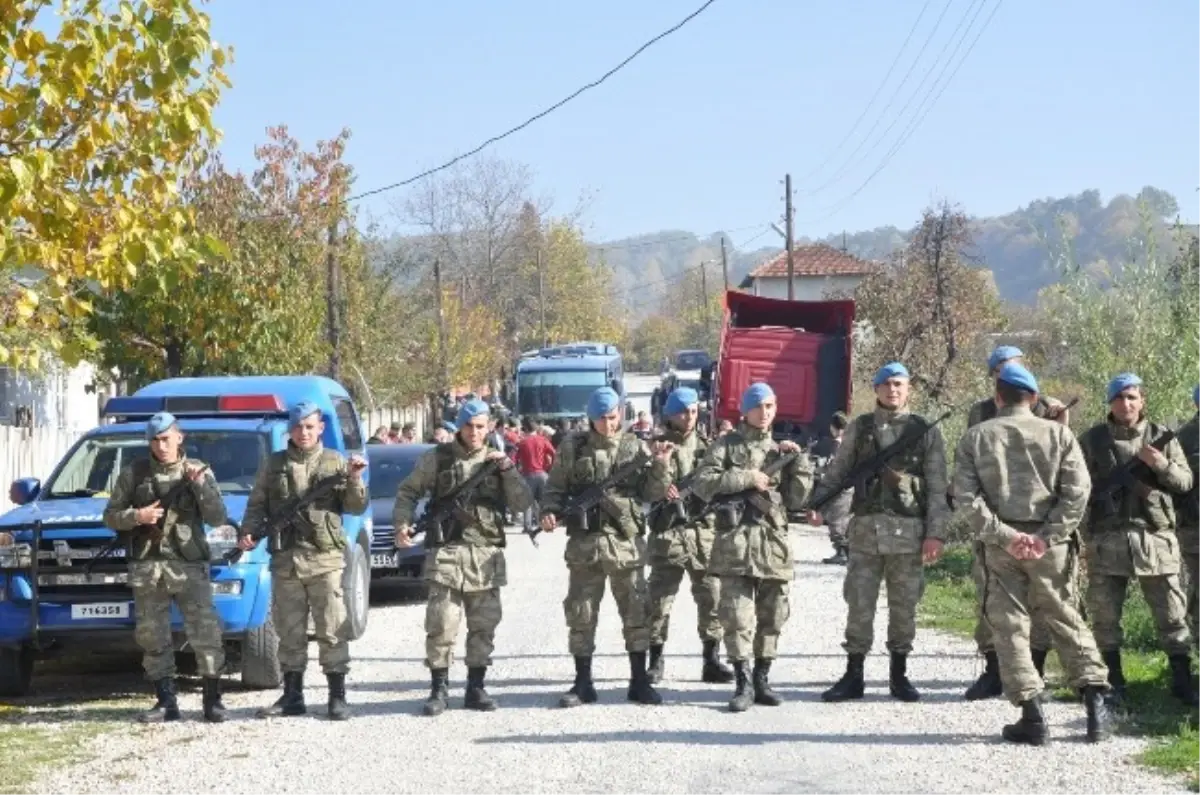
[208,0,1199,245]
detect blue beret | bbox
[997,362,1038,394]
[1107,373,1143,403]
[440,420,457,433]
[587,387,620,420]
[873,362,910,387]
[987,345,1023,372]
[456,398,490,427]
[741,382,775,414]
[145,411,177,440]
[664,387,699,417]
[289,400,321,428]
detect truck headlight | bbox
[207,525,239,561]
[0,543,32,569]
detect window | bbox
[367,451,425,500]
[334,398,364,451]
[516,370,607,416]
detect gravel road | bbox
[27,525,1187,794]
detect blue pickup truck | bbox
[0,375,373,697]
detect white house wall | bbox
[0,359,101,431]
[751,275,863,301]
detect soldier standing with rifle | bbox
[538,387,662,708]
[643,386,734,686]
[391,398,532,717]
[690,382,813,713]
[1177,386,1200,643]
[1079,373,1197,706]
[103,411,230,723]
[235,400,368,721]
[810,362,949,704]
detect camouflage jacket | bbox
[967,395,1057,428]
[392,440,532,548]
[103,454,227,563]
[691,423,813,579]
[1176,413,1199,533]
[814,406,949,548]
[242,442,368,573]
[952,405,1090,549]
[541,429,652,540]
[644,426,715,569]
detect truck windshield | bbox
[675,351,710,370]
[41,431,271,499]
[517,370,607,416]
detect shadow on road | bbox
[472,729,989,746]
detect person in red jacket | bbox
[514,417,556,534]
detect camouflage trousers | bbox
[274,566,350,675]
[824,490,853,547]
[982,542,1108,705]
[131,561,224,681]
[972,541,1055,654]
[563,545,650,656]
[426,582,501,669]
[842,551,922,655]
[647,564,721,645]
[1181,528,1199,641]
[718,575,790,661]
[1087,571,1192,656]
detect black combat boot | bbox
[138,677,181,723]
[822,544,848,565]
[626,651,663,705]
[1101,649,1126,708]
[326,673,349,721]
[1082,685,1111,743]
[1002,698,1049,746]
[701,639,734,684]
[822,653,865,702]
[752,658,783,706]
[258,671,306,718]
[1168,654,1199,707]
[964,650,1004,700]
[422,668,449,717]
[889,652,920,702]
[728,660,753,712]
[559,656,598,708]
[201,677,226,723]
[465,666,497,711]
[647,643,665,684]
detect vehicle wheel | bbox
[343,541,370,641]
[240,601,281,690]
[0,646,34,697]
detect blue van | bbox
[513,343,633,425]
[0,375,373,696]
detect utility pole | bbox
[325,220,342,381]
[700,259,711,339]
[719,237,729,290]
[785,172,795,301]
[536,248,547,348]
[433,258,449,396]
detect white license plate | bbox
[70,602,130,620]
[370,553,397,569]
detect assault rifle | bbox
[806,410,953,516]
[223,471,348,564]
[412,459,504,548]
[527,449,652,545]
[647,469,705,531]
[86,463,210,576]
[694,449,800,526]
[1089,428,1177,516]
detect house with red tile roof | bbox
[738,243,877,301]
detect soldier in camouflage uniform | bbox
[539,387,661,707]
[691,382,813,712]
[1177,386,1199,643]
[236,400,368,721]
[392,399,532,716]
[812,362,948,704]
[643,386,734,685]
[103,411,230,723]
[813,412,852,566]
[963,345,1071,701]
[953,362,1110,745]
[1079,373,1197,707]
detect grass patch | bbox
[920,543,1199,789]
[0,721,114,795]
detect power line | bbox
[796,0,1002,227]
[340,0,720,208]
[796,0,933,186]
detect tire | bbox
[0,646,34,697]
[240,599,281,690]
[342,540,370,641]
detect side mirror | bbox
[10,477,41,506]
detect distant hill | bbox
[591,187,1197,315]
